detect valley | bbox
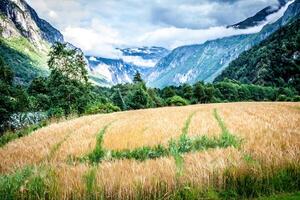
[0,0,300,199]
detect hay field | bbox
[0,102,299,199]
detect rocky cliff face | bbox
[0,0,63,50]
[0,0,66,84]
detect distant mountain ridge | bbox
[147,0,300,88]
[87,47,170,86]
[215,17,300,93]
[228,0,290,29]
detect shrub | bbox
[47,107,65,118]
[293,95,300,102]
[277,95,288,101]
[85,103,120,115]
[167,96,189,106]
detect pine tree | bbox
[133,71,143,83]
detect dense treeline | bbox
[0,43,299,135]
[215,18,300,93]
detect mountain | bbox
[0,0,64,84]
[228,0,289,29]
[148,0,300,88]
[215,18,300,93]
[87,47,170,86]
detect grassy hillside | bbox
[0,102,299,199]
[0,37,49,84]
[215,18,300,93]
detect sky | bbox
[26,0,290,58]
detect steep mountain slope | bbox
[215,18,300,93]
[228,0,289,29]
[0,0,64,84]
[148,0,300,88]
[87,47,169,86]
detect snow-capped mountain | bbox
[87,47,169,86]
[147,0,300,88]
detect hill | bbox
[215,18,300,93]
[0,102,299,199]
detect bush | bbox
[166,96,189,106]
[293,95,300,102]
[47,107,65,118]
[277,95,288,101]
[85,103,120,115]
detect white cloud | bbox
[136,1,292,49]
[62,19,123,58]
[122,56,157,68]
[27,0,292,57]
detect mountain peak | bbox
[228,0,290,29]
[0,0,63,48]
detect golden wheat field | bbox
[0,102,300,199]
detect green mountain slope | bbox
[147,0,300,88]
[215,18,300,93]
[0,37,48,84]
[0,0,64,84]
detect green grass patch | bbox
[220,165,300,199]
[257,192,300,200]
[84,167,102,200]
[80,111,241,164]
[213,109,241,148]
[83,123,112,164]
[0,165,58,200]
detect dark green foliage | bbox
[216,18,300,93]
[27,43,95,115]
[85,103,120,115]
[179,84,193,100]
[48,43,88,83]
[111,145,168,161]
[162,86,176,98]
[0,38,47,84]
[28,77,48,95]
[126,85,152,109]
[0,57,14,85]
[193,82,206,103]
[0,57,31,133]
[133,71,143,83]
[166,95,189,106]
[47,107,64,118]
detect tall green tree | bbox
[0,57,29,133]
[47,43,92,114]
[193,82,206,103]
[133,71,143,83]
[48,43,88,83]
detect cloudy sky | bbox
[26,0,289,57]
